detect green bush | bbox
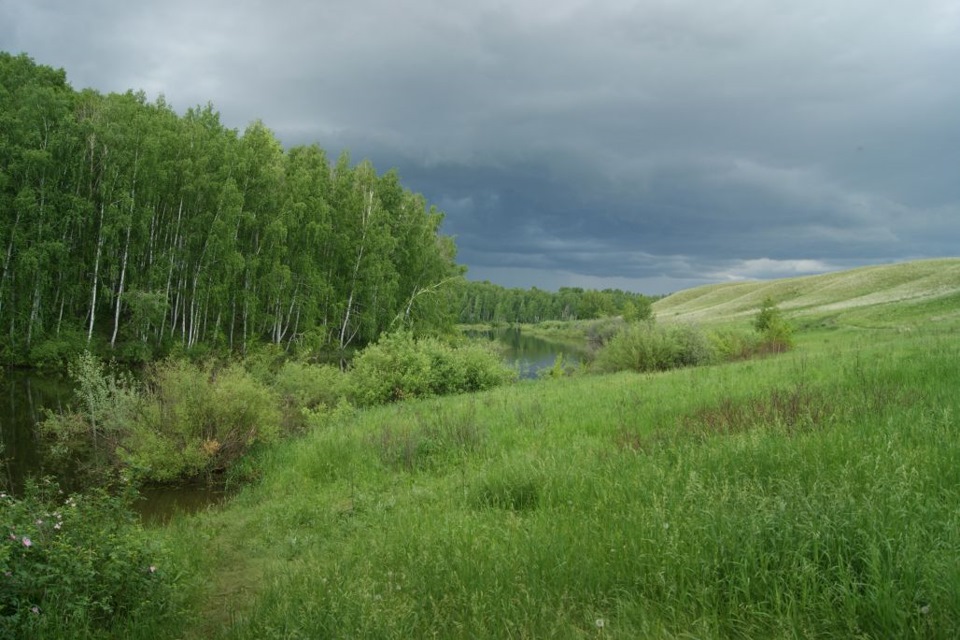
[27,329,87,371]
[0,480,173,638]
[41,354,282,485]
[753,297,795,353]
[707,327,764,361]
[593,322,717,373]
[348,332,514,406]
[128,361,282,482]
[272,361,350,430]
[40,353,142,485]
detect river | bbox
[472,327,589,378]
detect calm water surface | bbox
[474,327,589,378]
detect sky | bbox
[2,0,959,294]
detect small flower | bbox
[21,537,32,548]
[54,522,62,530]
[149,565,157,574]
[31,606,40,615]
[595,618,605,629]
[920,604,931,616]
[35,519,43,526]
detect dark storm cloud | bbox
[3,0,959,293]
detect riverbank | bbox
[148,319,960,638]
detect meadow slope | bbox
[148,259,960,639]
[653,257,960,328]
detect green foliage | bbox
[754,297,795,352]
[158,325,960,638]
[41,354,282,485]
[707,326,765,361]
[27,329,87,371]
[40,352,142,485]
[129,361,282,482]
[272,361,349,430]
[0,53,461,366]
[593,321,716,373]
[538,352,576,379]
[457,280,652,324]
[347,332,515,406]
[0,479,173,638]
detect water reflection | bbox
[472,327,588,379]
[0,370,72,492]
[135,483,229,526]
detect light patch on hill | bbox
[653,258,960,326]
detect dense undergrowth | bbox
[1,480,175,638]
[37,332,515,487]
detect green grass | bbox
[115,258,960,638]
[653,257,960,329]
[139,323,960,639]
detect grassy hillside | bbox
[152,328,959,639]
[118,261,960,640]
[653,257,960,328]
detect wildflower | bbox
[920,604,931,616]
[149,565,157,574]
[31,606,39,615]
[54,522,62,530]
[22,537,32,548]
[595,618,605,629]
[35,519,43,526]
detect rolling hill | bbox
[653,257,960,327]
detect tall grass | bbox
[148,325,960,638]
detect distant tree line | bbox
[456,280,653,324]
[0,53,461,365]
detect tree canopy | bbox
[456,280,653,325]
[0,53,462,364]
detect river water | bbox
[472,327,589,378]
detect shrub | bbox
[593,321,717,373]
[0,479,173,637]
[583,317,626,349]
[128,360,282,482]
[27,329,87,371]
[753,298,795,353]
[272,361,349,430]
[348,332,514,406]
[41,354,282,485]
[707,327,764,361]
[40,353,142,485]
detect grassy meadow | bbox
[127,260,960,639]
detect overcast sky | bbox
[3,0,959,293]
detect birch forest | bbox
[0,53,461,364]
